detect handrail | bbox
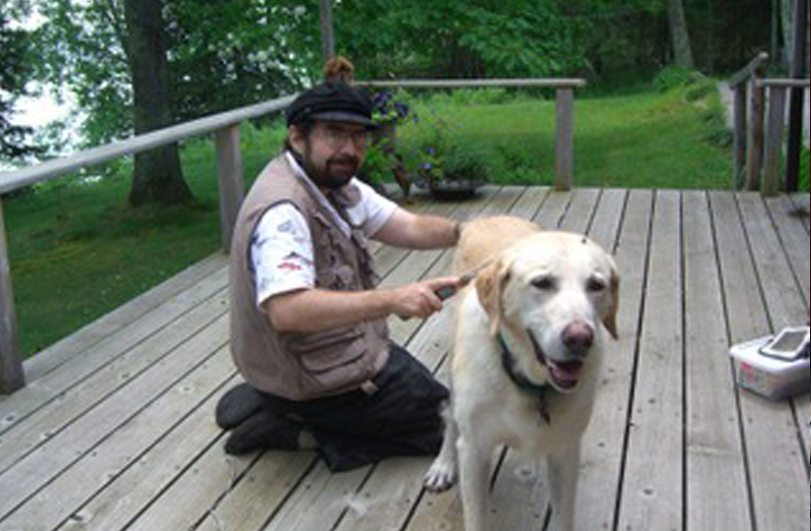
[755,78,810,89]
[0,96,296,196]
[728,51,769,89]
[0,76,585,394]
[356,78,587,89]
[728,52,769,190]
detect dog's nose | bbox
[563,321,594,355]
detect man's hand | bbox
[265,276,461,333]
[388,277,461,320]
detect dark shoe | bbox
[215,383,265,430]
[224,410,302,455]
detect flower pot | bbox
[427,177,485,200]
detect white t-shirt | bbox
[250,152,398,308]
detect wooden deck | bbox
[0,186,808,531]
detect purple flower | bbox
[372,91,414,123]
[372,91,393,113]
[394,102,409,118]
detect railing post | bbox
[784,0,808,192]
[762,85,788,195]
[0,197,25,393]
[215,124,244,253]
[743,71,766,190]
[554,87,574,190]
[732,85,747,189]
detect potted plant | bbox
[415,122,488,199]
[371,90,414,143]
[368,90,416,199]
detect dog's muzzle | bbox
[529,321,594,392]
[562,320,594,355]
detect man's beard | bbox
[302,151,361,191]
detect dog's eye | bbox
[531,276,555,290]
[587,277,607,293]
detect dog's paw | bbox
[423,460,457,492]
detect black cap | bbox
[286,81,377,128]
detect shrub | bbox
[685,79,716,101]
[357,143,392,187]
[653,66,705,92]
[700,102,733,148]
[412,118,489,186]
[442,143,489,182]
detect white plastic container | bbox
[729,333,810,401]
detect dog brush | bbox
[399,261,493,321]
[434,261,492,301]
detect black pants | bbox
[261,343,449,472]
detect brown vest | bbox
[229,154,389,400]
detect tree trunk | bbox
[780,0,794,69]
[667,0,695,68]
[123,0,192,207]
[319,0,335,62]
[706,0,715,73]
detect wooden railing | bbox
[757,78,810,195]
[729,52,810,194]
[0,78,585,394]
[0,95,294,394]
[729,52,769,190]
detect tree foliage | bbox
[166,0,318,121]
[335,0,772,84]
[337,0,591,79]
[26,0,778,154]
[0,4,40,160]
[33,0,131,147]
[30,0,321,148]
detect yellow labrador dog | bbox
[424,216,619,531]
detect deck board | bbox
[575,189,648,531]
[617,190,684,531]
[683,190,752,531]
[0,187,807,531]
[732,193,810,531]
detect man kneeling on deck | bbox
[216,79,461,472]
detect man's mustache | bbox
[328,156,361,166]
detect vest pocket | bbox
[290,326,365,373]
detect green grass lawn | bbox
[388,82,734,189]
[0,83,797,357]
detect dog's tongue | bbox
[548,360,582,389]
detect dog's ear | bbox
[603,259,620,339]
[475,259,511,337]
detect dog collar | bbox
[498,334,552,423]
